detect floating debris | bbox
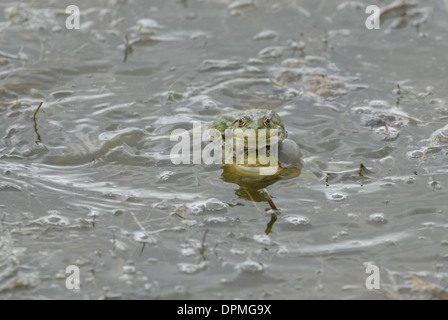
[172,203,186,220]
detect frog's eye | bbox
[262,117,271,127]
[238,118,247,127]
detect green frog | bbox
[208,109,303,202]
[209,109,302,177]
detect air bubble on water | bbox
[253,234,276,246]
[235,259,264,273]
[133,231,157,245]
[230,248,246,255]
[326,192,347,201]
[180,248,196,257]
[187,198,228,215]
[375,126,399,140]
[34,211,70,226]
[177,261,208,274]
[152,201,177,211]
[112,240,128,252]
[88,210,101,219]
[122,265,136,274]
[367,213,387,224]
[406,149,424,159]
[283,215,311,226]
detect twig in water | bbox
[172,203,186,220]
[199,229,208,260]
[123,34,133,63]
[130,212,148,256]
[33,101,43,144]
[359,163,366,177]
[262,188,278,211]
[130,212,146,231]
[243,186,261,211]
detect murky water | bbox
[1,0,448,299]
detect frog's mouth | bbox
[230,147,280,176]
[232,163,280,176]
[212,128,283,176]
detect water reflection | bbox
[220,164,301,235]
[220,165,301,202]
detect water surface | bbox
[1,0,448,299]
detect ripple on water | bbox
[235,259,264,273]
[32,211,70,226]
[203,216,233,226]
[198,59,243,72]
[325,192,348,201]
[431,124,448,144]
[180,248,196,257]
[187,198,228,215]
[253,234,276,246]
[374,126,399,141]
[133,231,158,245]
[258,46,286,59]
[177,261,208,274]
[406,149,424,160]
[283,215,311,226]
[0,183,21,192]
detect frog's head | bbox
[228,110,287,141]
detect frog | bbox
[209,109,302,178]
